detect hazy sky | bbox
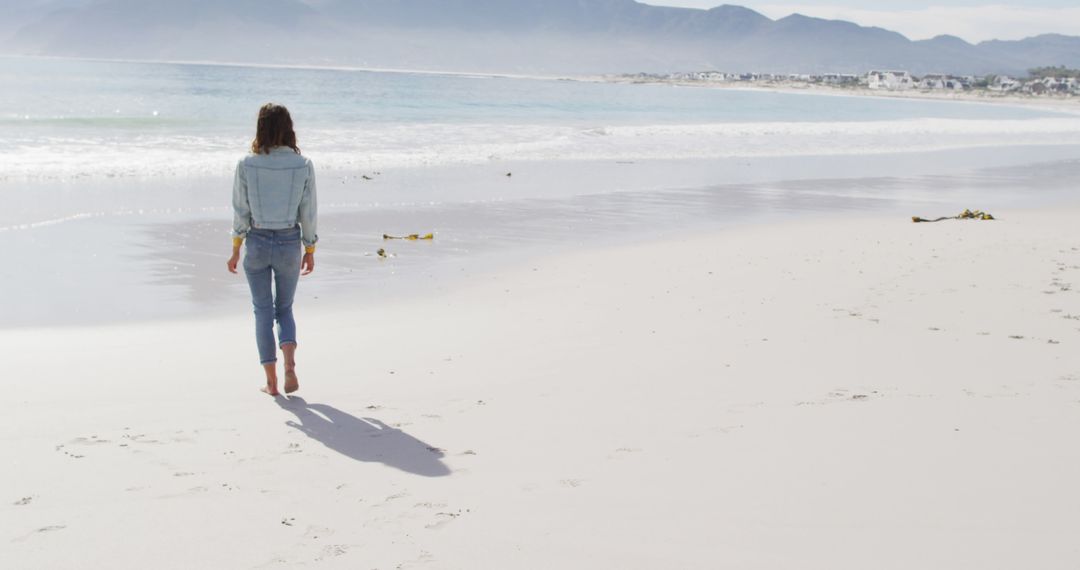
[649,1,1080,42]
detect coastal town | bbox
[615,67,1080,97]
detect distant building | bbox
[665,71,735,82]
[867,70,914,91]
[989,75,1020,92]
[1023,76,1079,95]
[618,69,1072,98]
[917,74,964,91]
[820,73,859,86]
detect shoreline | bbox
[5,146,1080,331]
[594,75,1080,114]
[4,53,1077,114]
[5,205,1080,568]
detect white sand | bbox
[4,207,1080,568]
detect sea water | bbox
[3,56,1080,327]
[3,56,1079,184]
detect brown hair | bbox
[251,103,300,155]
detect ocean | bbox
[3,56,1080,327]
[3,56,1078,184]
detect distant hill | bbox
[2,0,1078,75]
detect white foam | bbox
[4,118,1080,181]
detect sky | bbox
[649,1,1080,42]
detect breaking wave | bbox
[5,117,1080,182]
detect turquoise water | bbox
[5,56,1080,183]
[0,56,1064,128]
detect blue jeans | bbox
[243,226,303,364]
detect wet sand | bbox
[3,146,1080,329]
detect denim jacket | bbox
[232,146,318,248]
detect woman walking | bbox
[227,103,318,396]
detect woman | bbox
[227,103,318,396]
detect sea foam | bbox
[5,118,1080,182]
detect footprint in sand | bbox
[70,436,111,445]
[809,389,880,405]
[56,436,114,459]
[156,485,210,499]
[303,525,334,539]
[12,525,66,542]
[122,433,162,444]
[381,492,409,505]
[57,449,84,460]
[315,545,350,561]
[396,551,436,568]
[425,511,463,530]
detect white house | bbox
[820,73,859,85]
[918,74,964,91]
[867,70,914,91]
[989,75,1020,92]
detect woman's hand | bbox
[301,252,315,275]
[227,251,240,274]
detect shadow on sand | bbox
[276,396,451,477]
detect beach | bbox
[596,74,1080,114]
[4,203,1080,568]
[4,56,1080,568]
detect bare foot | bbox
[284,370,299,394]
[261,361,279,396]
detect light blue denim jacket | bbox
[232,146,318,248]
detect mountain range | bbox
[1,0,1078,76]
